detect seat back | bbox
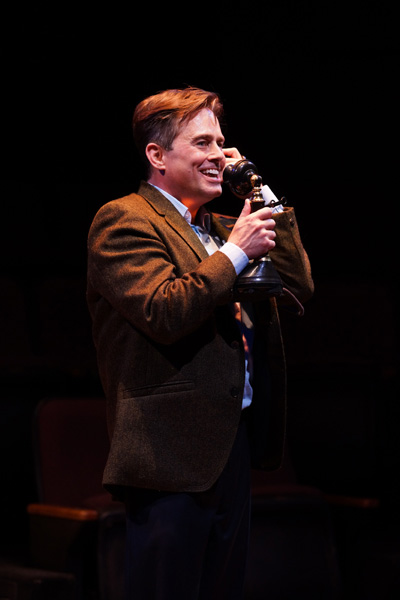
[33,397,109,507]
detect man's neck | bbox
[147,178,203,219]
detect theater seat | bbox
[27,396,126,600]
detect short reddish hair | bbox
[132,87,224,174]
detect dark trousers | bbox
[124,420,251,600]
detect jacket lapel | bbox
[210,213,233,243]
[137,181,209,261]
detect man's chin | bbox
[204,182,223,200]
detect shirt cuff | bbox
[262,185,284,213]
[219,242,249,275]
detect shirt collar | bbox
[149,183,192,225]
[149,183,212,232]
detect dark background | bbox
[1,0,399,588]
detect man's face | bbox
[158,108,226,211]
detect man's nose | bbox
[209,142,226,163]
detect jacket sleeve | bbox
[269,207,314,304]
[215,207,314,306]
[87,197,238,345]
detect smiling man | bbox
[146,107,227,212]
[87,86,314,600]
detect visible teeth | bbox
[202,169,219,176]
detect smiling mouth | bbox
[201,168,222,181]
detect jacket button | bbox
[230,387,240,399]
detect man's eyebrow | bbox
[192,133,225,143]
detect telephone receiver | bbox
[223,159,261,197]
[223,159,283,301]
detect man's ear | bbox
[145,143,166,171]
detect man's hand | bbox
[223,147,243,167]
[222,148,276,257]
[228,200,276,259]
[222,148,254,199]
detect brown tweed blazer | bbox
[86,181,314,494]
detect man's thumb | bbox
[238,199,251,218]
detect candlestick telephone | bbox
[223,159,284,302]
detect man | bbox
[87,86,314,599]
